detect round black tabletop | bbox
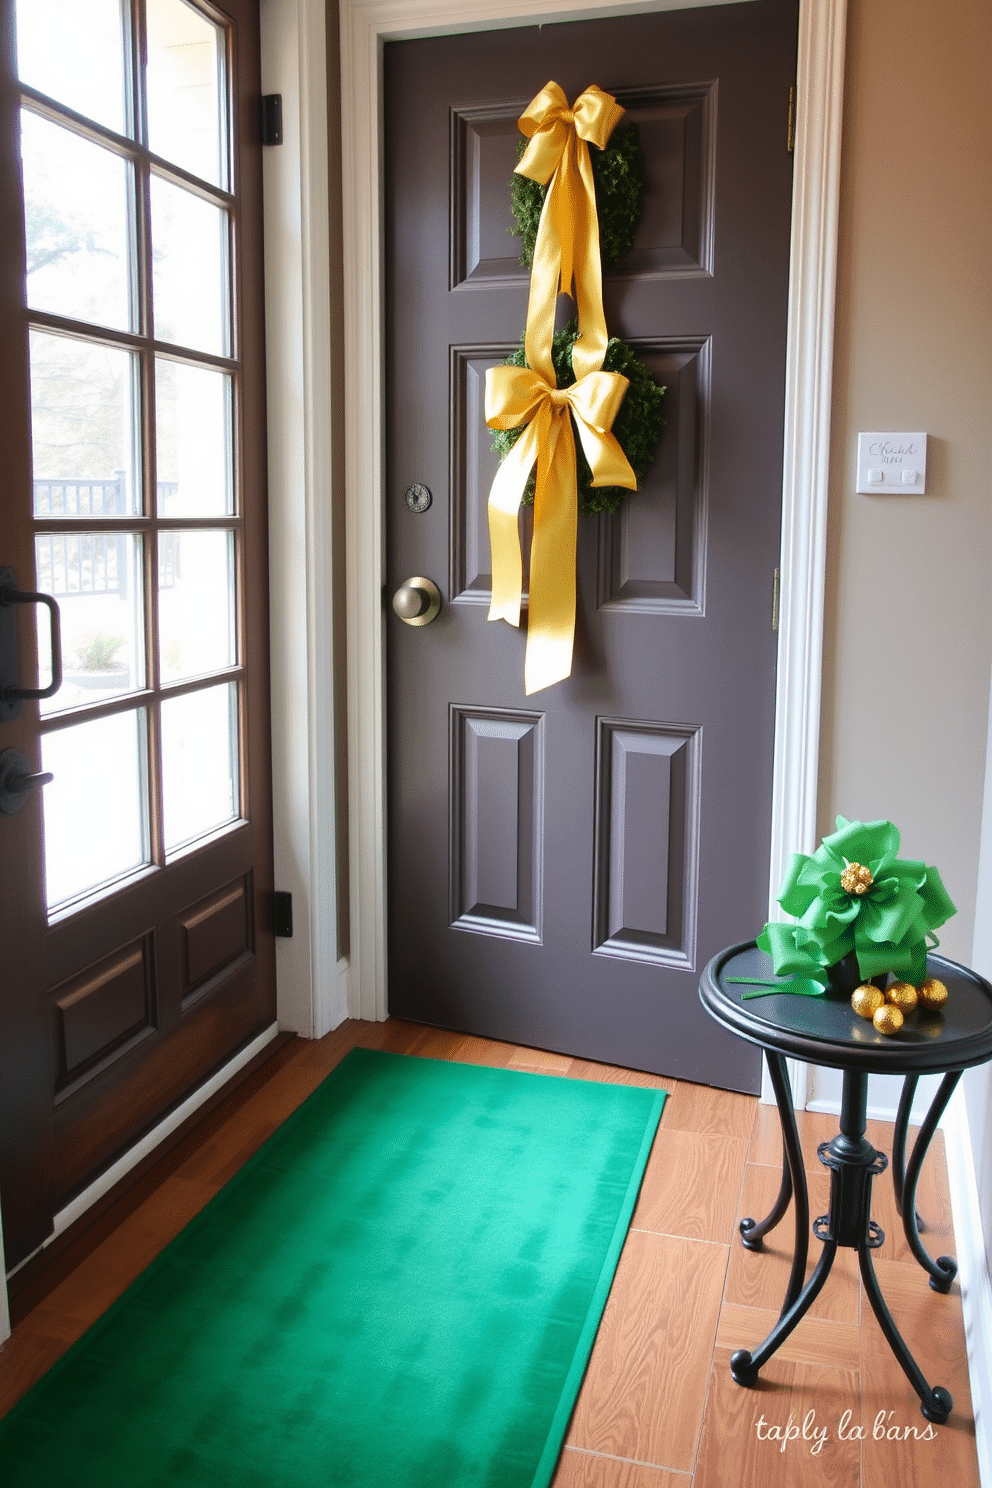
[699,942,992,1075]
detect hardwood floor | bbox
[0,1019,980,1487]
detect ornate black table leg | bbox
[891,1074,918,1218]
[739,1050,800,1256]
[737,1052,808,1316]
[731,1240,837,1385]
[731,1068,954,1421]
[740,1137,792,1251]
[899,1070,961,1292]
[859,1247,953,1422]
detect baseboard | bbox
[50,1023,282,1238]
[761,1057,809,1108]
[808,1086,991,1485]
[944,1085,992,1488]
[3,1023,288,1329]
[806,1098,942,1124]
[0,1220,8,1345]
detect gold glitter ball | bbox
[840,861,874,895]
[851,985,885,1020]
[873,1003,904,1036]
[886,980,919,1014]
[918,977,949,1010]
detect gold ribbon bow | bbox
[486,362,635,695]
[515,82,625,383]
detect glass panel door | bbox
[0,0,274,1274]
[16,0,245,914]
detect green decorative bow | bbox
[756,815,956,988]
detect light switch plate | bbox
[857,432,927,494]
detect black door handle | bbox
[0,566,63,720]
[0,748,54,815]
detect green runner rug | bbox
[1,1048,665,1487]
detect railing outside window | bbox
[34,476,181,597]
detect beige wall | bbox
[820,0,992,960]
[821,0,991,1258]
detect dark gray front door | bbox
[384,0,797,1090]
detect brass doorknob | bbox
[392,576,442,626]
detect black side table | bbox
[699,942,992,1424]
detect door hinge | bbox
[260,94,283,146]
[787,87,796,154]
[771,568,781,632]
[270,890,293,937]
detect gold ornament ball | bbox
[873,1003,904,1036]
[886,980,918,1014]
[918,977,949,1011]
[841,861,874,896]
[851,984,885,1020]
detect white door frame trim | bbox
[339,0,848,1079]
[262,0,349,1038]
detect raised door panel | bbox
[180,874,254,1005]
[451,106,528,287]
[609,84,716,279]
[449,344,518,603]
[592,719,701,967]
[51,964,265,1206]
[51,937,156,1096]
[597,338,709,613]
[449,706,543,941]
[450,83,717,288]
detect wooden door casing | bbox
[385,2,798,1089]
[0,0,276,1269]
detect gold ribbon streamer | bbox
[516,82,625,382]
[486,363,635,694]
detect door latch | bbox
[260,94,283,146]
[270,891,293,937]
[0,566,63,721]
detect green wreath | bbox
[491,321,666,516]
[509,124,643,270]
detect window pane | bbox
[156,359,233,516]
[16,0,125,136]
[22,110,133,332]
[146,0,226,188]
[30,331,139,517]
[161,683,238,854]
[150,176,228,355]
[158,530,236,682]
[36,533,145,716]
[41,710,149,909]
